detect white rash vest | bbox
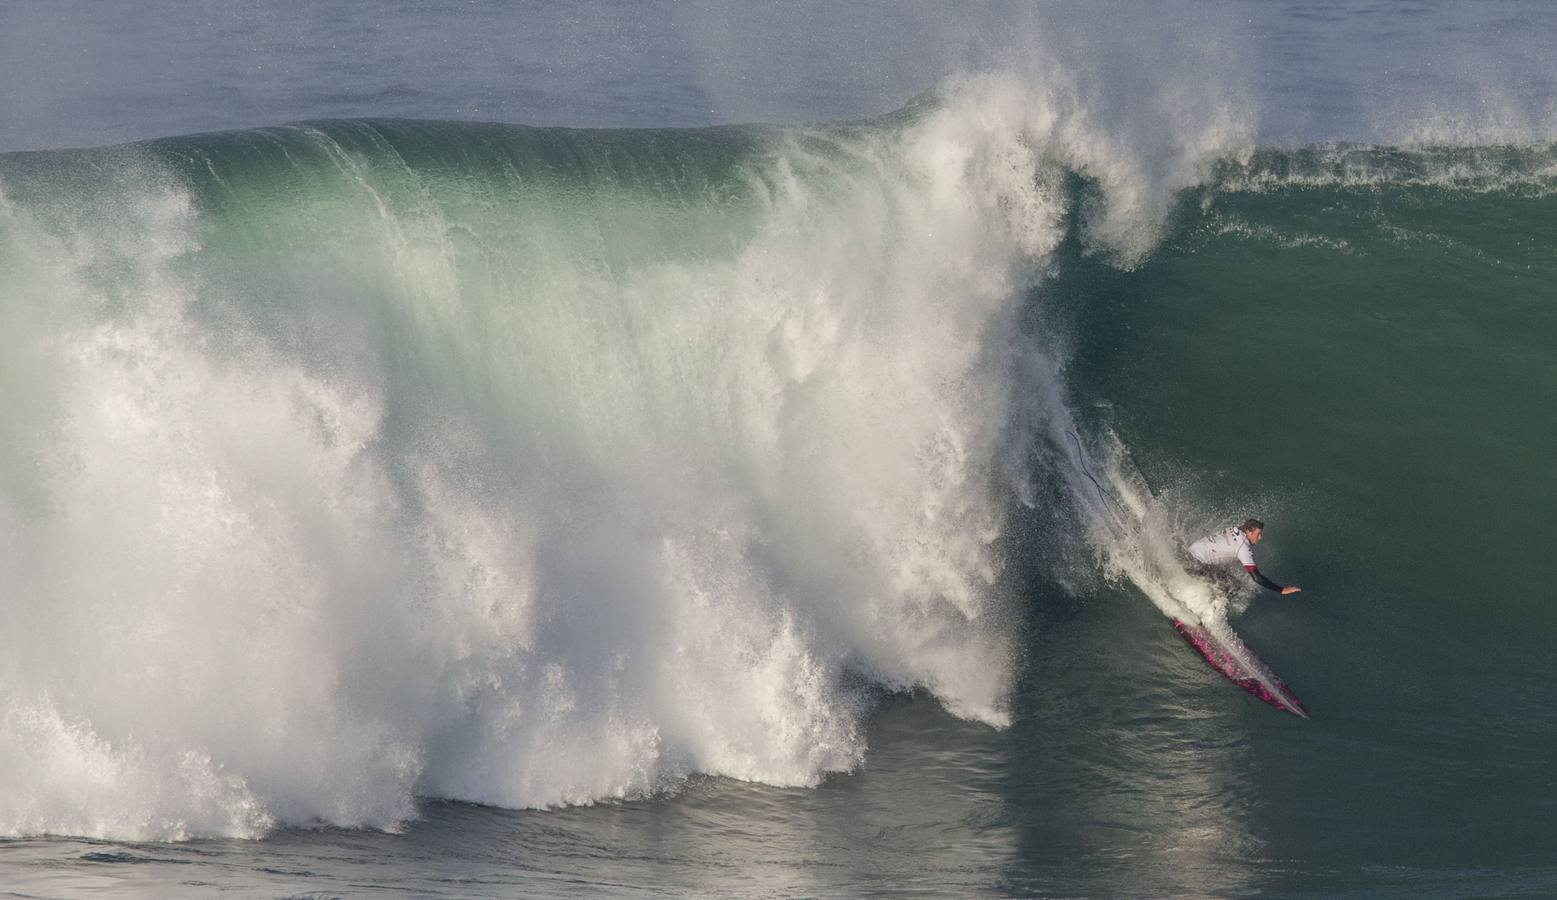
[1188,527,1256,568]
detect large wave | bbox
[8,50,1557,839]
[0,70,1258,840]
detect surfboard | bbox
[1173,618,1308,718]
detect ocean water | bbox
[2,3,1556,897]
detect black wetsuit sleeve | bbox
[1245,565,1284,593]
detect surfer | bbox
[1188,518,1301,595]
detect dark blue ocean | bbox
[2,3,1556,896]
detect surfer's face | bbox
[1246,527,1263,544]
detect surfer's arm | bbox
[1244,564,1285,593]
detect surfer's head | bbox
[1240,518,1265,542]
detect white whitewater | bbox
[0,68,1251,840]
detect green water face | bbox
[1131,189,1550,591]
[1036,180,1557,881]
[1090,186,1557,603]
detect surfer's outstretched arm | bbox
[1245,565,1301,595]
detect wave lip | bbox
[1210,141,1557,194]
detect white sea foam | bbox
[1211,142,1557,196]
[0,68,1252,839]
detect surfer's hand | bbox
[1281,586,1302,595]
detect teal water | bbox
[2,18,1557,894]
[1016,159,1557,892]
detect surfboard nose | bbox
[1173,620,1310,718]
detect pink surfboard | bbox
[1173,619,1309,718]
